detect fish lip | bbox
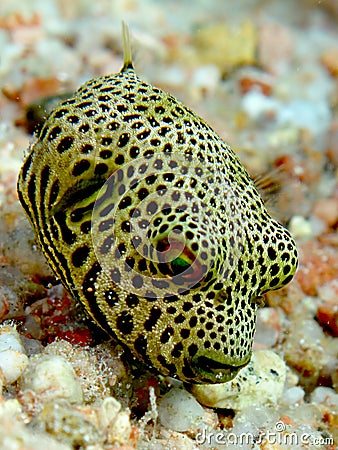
[192,354,251,384]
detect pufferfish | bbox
[17,24,298,384]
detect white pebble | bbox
[0,325,28,384]
[155,64,186,87]
[232,404,280,432]
[191,64,221,92]
[98,397,121,428]
[158,388,204,432]
[0,325,26,353]
[254,307,283,347]
[0,417,72,450]
[22,354,83,403]
[281,386,305,405]
[242,90,279,121]
[289,215,313,239]
[310,386,338,407]
[317,280,338,303]
[308,215,327,237]
[0,398,22,420]
[106,410,132,445]
[276,99,331,137]
[191,350,286,409]
[284,403,322,427]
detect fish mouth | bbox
[192,354,251,384]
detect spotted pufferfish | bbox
[17,24,298,384]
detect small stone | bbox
[42,340,128,403]
[97,397,121,429]
[232,404,280,432]
[0,295,9,321]
[106,410,132,445]
[310,386,338,407]
[158,388,204,432]
[295,241,338,296]
[277,100,332,139]
[191,21,257,72]
[238,71,273,96]
[281,386,305,406]
[191,64,221,97]
[0,325,28,384]
[321,48,338,77]
[0,415,72,450]
[241,90,279,121]
[254,307,284,348]
[312,198,338,228]
[37,401,99,447]
[316,302,338,337]
[160,431,197,450]
[318,280,338,303]
[191,350,286,409]
[258,22,294,73]
[20,335,44,356]
[283,403,322,428]
[327,120,338,166]
[283,318,336,390]
[285,366,300,388]
[0,398,22,421]
[289,215,313,239]
[21,354,83,403]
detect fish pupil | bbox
[171,256,191,275]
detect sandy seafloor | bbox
[0,0,337,449]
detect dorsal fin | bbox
[121,21,134,72]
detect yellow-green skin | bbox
[17,60,298,384]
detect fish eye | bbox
[156,237,203,282]
[170,256,191,275]
[169,248,202,281]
